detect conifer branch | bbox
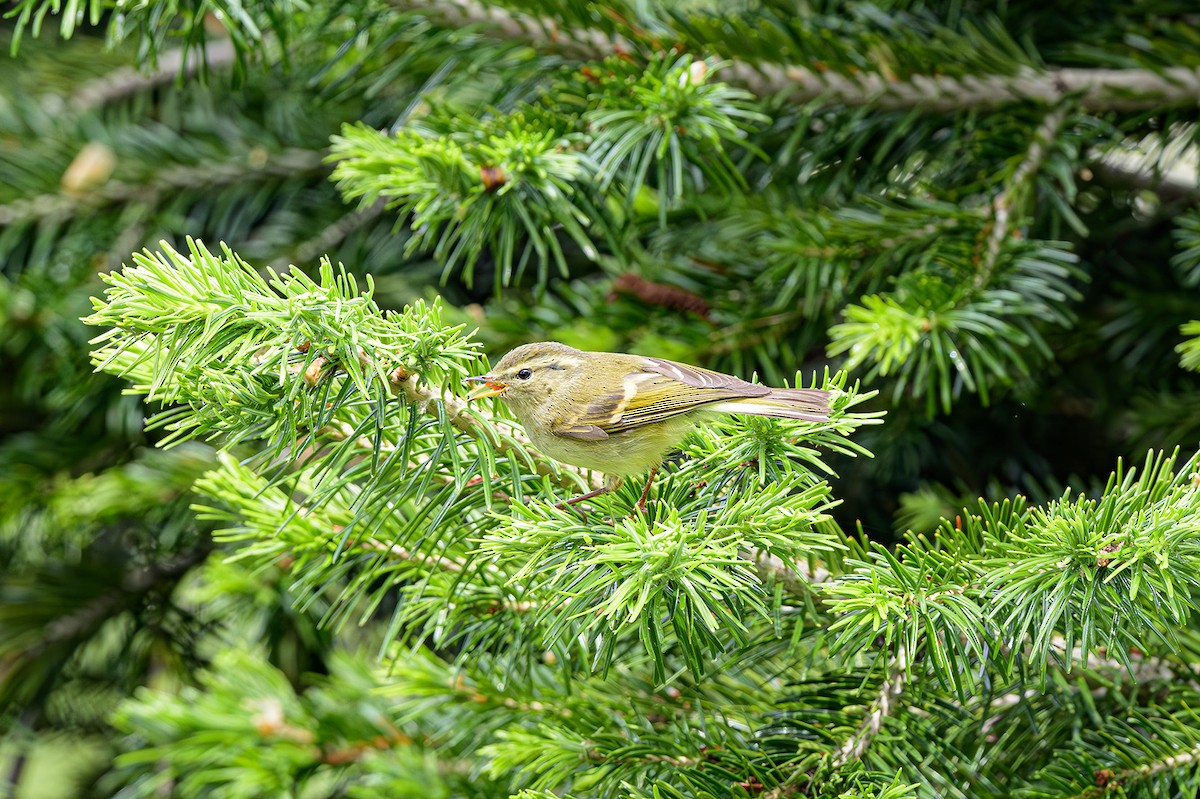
[736,64,1200,113]
[0,149,324,227]
[293,200,388,266]
[386,369,594,491]
[19,5,1200,798]
[392,0,1200,113]
[69,39,240,112]
[976,106,1070,289]
[1087,158,1200,206]
[748,551,829,596]
[830,647,908,768]
[27,547,209,656]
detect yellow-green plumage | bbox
[466,342,832,506]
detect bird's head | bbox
[464,341,587,417]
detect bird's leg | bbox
[557,485,611,508]
[555,475,621,515]
[636,466,658,512]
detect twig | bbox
[389,369,596,491]
[1123,743,1200,782]
[390,0,1200,113]
[0,148,325,228]
[830,646,908,767]
[746,551,829,597]
[736,63,1200,114]
[69,39,240,112]
[975,106,1070,289]
[293,199,388,266]
[1086,743,1200,797]
[355,538,465,571]
[1087,157,1200,206]
[391,0,613,60]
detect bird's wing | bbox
[552,357,767,439]
[642,357,771,393]
[554,423,609,440]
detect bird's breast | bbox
[528,417,693,477]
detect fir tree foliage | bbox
[318,2,1136,414]
[85,238,878,684]
[4,0,302,77]
[81,235,1200,797]
[104,650,449,799]
[0,16,411,791]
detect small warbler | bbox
[465,342,831,508]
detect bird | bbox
[464,341,832,509]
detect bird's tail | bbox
[709,388,831,422]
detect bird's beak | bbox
[464,375,507,401]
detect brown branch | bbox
[390,0,1200,113]
[609,274,712,320]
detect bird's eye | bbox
[516,368,533,380]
